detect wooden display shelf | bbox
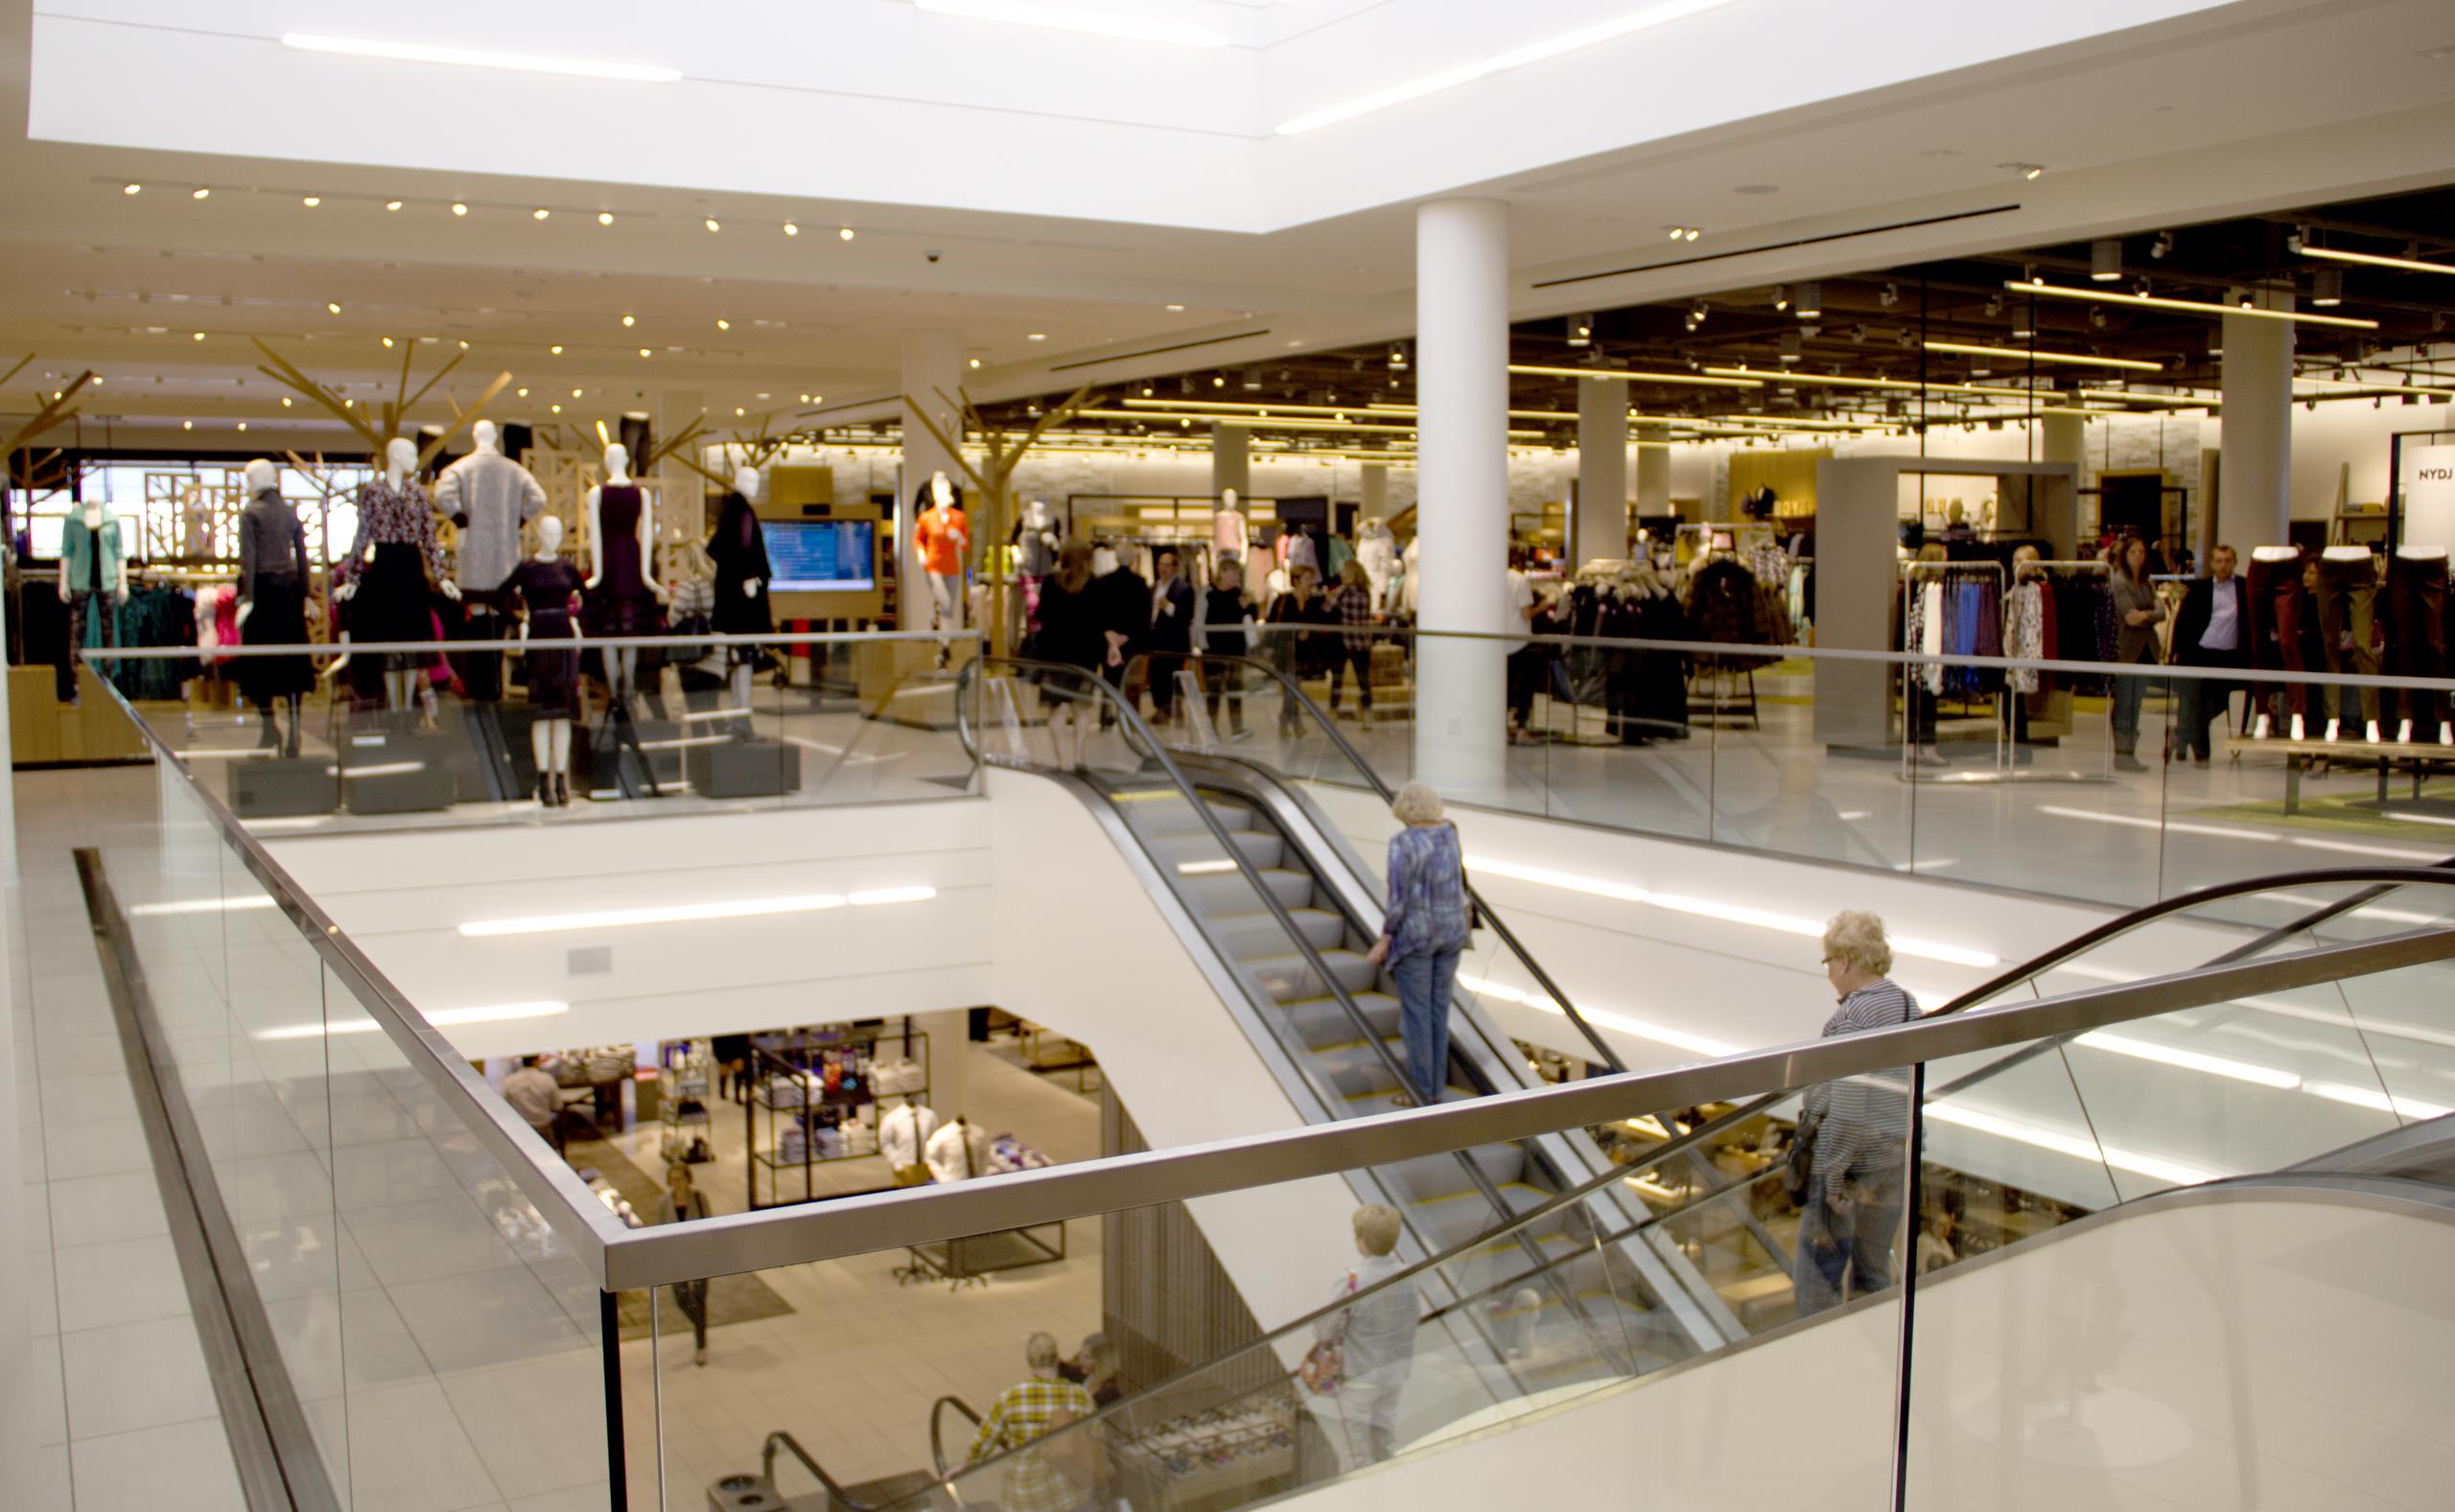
[9,666,159,765]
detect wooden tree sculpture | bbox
[2,355,94,551]
[252,337,512,472]
[899,384,1095,656]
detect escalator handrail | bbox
[961,654,1544,1249]
[1149,649,1626,1074]
[929,1395,984,1481]
[763,1429,877,1510]
[938,863,2455,1466]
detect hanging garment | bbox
[2004,581,2045,694]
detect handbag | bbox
[1782,1107,1824,1205]
[1300,1272,1357,1396]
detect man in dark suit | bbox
[2168,544,2250,764]
[1092,545,1151,729]
[1142,547,1197,725]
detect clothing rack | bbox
[1976,560,2117,784]
[1901,560,2007,779]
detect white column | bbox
[900,331,964,627]
[1211,425,1251,501]
[1574,378,1629,568]
[1360,464,1389,519]
[1414,198,1512,796]
[2220,291,2295,548]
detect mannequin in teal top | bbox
[58,500,127,705]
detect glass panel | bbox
[645,1144,1901,1512]
[323,959,612,1511]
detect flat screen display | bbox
[766,520,877,593]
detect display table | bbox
[897,1219,1066,1289]
[2254,735,2455,814]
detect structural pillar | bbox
[1574,378,1629,568]
[1360,463,1390,519]
[2037,410,2085,556]
[2220,291,2295,549]
[1414,198,1511,796]
[900,331,965,629]
[1211,425,1251,502]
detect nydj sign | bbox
[2404,444,2455,553]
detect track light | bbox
[1567,314,1593,347]
[1771,285,1790,313]
[1794,283,1821,318]
[2312,268,2345,307]
[2091,238,2122,282]
[1689,299,1709,326]
[1879,283,1900,309]
[2151,230,2174,260]
[1389,343,1409,370]
[1779,332,1802,363]
[2001,162,2045,180]
[1242,366,1263,390]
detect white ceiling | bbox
[3,0,2453,446]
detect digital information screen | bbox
[765,520,877,593]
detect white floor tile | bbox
[505,1485,610,1512]
[22,1442,71,1512]
[59,1314,222,1439]
[45,1170,168,1247]
[320,1380,506,1512]
[386,1267,590,1376]
[438,1353,611,1502]
[35,1032,130,1080]
[27,1331,66,1446]
[67,1416,246,1512]
[27,1238,58,1336]
[33,1072,140,1128]
[261,1284,433,1400]
[343,1195,523,1287]
[54,1233,192,1333]
[39,1116,156,1181]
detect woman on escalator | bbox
[1366,781,1473,1107]
[1790,911,1920,1318]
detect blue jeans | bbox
[1391,946,1460,1104]
[2110,663,2156,751]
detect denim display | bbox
[2387,552,2449,734]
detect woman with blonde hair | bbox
[1790,910,1920,1317]
[1366,782,1472,1106]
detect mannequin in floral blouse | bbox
[336,437,456,713]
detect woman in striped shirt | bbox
[1792,910,1920,1316]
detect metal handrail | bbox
[762,1430,879,1510]
[82,627,981,657]
[959,653,1546,1271]
[1158,648,1624,1072]
[929,1395,984,1480]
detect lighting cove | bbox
[457,887,938,938]
[279,35,682,82]
[913,0,1230,47]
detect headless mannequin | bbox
[525,515,578,800]
[1213,487,1248,560]
[337,437,456,713]
[2394,545,2452,744]
[585,443,663,709]
[918,472,969,631]
[2319,545,2381,743]
[2250,545,2303,740]
[58,490,126,707]
[732,465,767,717]
[234,457,303,749]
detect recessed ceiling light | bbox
[639,347,651,358]
[326,301,341,314]
[549,344,564,355]
[571,388,582,398]
[1026,333,1046,341]
[279,34,682,82]
[302,195,322,208]
[281,396,292,407]
[1999,161,2045,180]
[182,419,193,430]
[838,226,855,242]
[783,221,799,237]
[382,337,395,348]
[736,407,745,416]
[716,318,730,331]
[516,386,530,397]
[550,404,562,413]
[1165,303,1184,312]
[621,314,635,327]
[448,202,468,217]
[969,358,982,368]
[192,331,205,341]
[122,183,140,195]
[704,218,720,233]
[597,211,613,226]
[385,199,403,211]
[191,187,210,199]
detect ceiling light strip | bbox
[912,0,1230,47]
[1510,364,1763,389]
[2297,244,2455,278]
[1923,341,2163,373]
[2009,280,2378,331]
[279,34,681,82]
[1276,0,1741,133]
[457,887,937,938]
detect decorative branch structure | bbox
[899,384,1096,655]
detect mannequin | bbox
[879,1096,941,1187]
[2247,545,2305,740]
[2389,544,2452,744]
[1012,498,1059,626]
[436,420,547,702]
[584,443,664,708]
[2315,545,2381,742]
[709,465,775,722]
[923,1112,992,1184]
[1399,537,1421,618]
[336,436,455,715]
[1357,516,1399,610]
[56,490,127,706]
[1211,487,1248,560]
[913,472,970,632]
[234,457,312,753]
[511,515,585,806]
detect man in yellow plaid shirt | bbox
[968,1332,1100,1512]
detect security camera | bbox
[925,249,943,264]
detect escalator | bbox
[964,654,1724,1370]
[729,860,2455,1512]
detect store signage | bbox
[2405,444,2455,554]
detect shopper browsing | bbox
[1145,547,1196,725]
[2168,544,2248,766]
[1790,911,1920,1318]
[1028,544,1107,769]
[1192,557,1256,739]
[2111,536,2167,772]
[1366,782,1472,1107]
[1317,1204,1421,1467]
[968,1332,1101,1512]
[500,1056,564,1153]
[654,1162,713,1365]
[1263,564,1322,737]
[1058,1333,1122,1407]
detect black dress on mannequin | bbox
[709,491,774,657]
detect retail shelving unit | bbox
[747,1022,930,1210]
[657,1039,713,1167]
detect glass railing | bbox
[81,665,2455,1512]
[85,629,981,833]
[1187,624,2455,925]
